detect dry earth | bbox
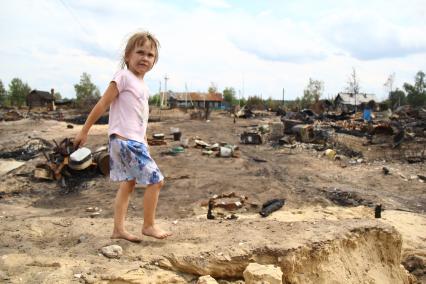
[0,109,425,283]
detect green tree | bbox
[149,93,161,106]
[403,71,426,107]
[208,82,218,94]
[265,96,281,111]
[74,72,100,106]
[387,88,406,109]
[301,78,323,108]
[0,80,6,105]
[53,91,62,100]
[293,97,302,111]
[223,87,238,106]
[246,95,264,110]
[8,78,31,107]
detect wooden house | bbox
[27,89,55,110]
[167,92,223,109]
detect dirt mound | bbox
[0,206,416,283]
[161,219,412,283]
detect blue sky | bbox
[1,0,425,100]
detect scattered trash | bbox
[258,124,269,134]
[27,137,109,191]
[93,151,109,176]
[170,127,180,134]
[85,207,100,213]
[278,136,294,145]
[169,127,182,140]
[205,192,249,220]
[292,124,314,143]
[195,139,210,148]
[269,122,284,140]
[324,188,374,207]
[382,167,390,175]
[375,204,382,218]
[173,131,182,141]
[1,110,24,121]
[259,199,285,217]
[152,133,165,140]
[90,212,100,218]
[148,138,167,146]
[0,138,53,161]
[180,137,189,148]
[241,131,263,145]
[236,105,255,118]
[399,173,408,181]
[206,143,220,151]
[219,147,232,157]
[69,147,92,170]
[324,149,336,159]
[33,164,54,180]
[224,213,238,220]
[0,160,26,176]
[207,199,215,220]
[167,146,185,156]
[251,157,267,163]
[202,150,214,156]
[282,119,304,134]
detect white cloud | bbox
[0,0,425,101]
[320,9,426,60]
[196,0,231,9]
[229,18,329,63]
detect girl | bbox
[74,31,171,242]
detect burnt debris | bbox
[259,198,286,217]
[0,138,53,161]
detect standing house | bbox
[27,89,55,110]
[334,92,376,112]
[167,92,223,109]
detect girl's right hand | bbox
[74,131,88,149]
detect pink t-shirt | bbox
[108,69,150,145]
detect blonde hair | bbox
[120,31,160,69]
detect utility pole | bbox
[282,87,285,108]
[242,76,245,98]
[163,74,169,108]
[354,91,357,113]
[185,83,188,108]
[158,80,162,121]
[158,81,162,107]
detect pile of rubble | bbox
[239,106,426,163]
[32,138,109,189]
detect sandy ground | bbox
[0,109,425,283]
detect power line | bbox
[58,0,92,37]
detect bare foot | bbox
[142,225,172,239]
[111,230,142,243]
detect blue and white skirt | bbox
[109,135,164,185]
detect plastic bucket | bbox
[180,138,189,147]
[219,147,232,157]
[173,131,182,141]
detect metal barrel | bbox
[94,151,109,176]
